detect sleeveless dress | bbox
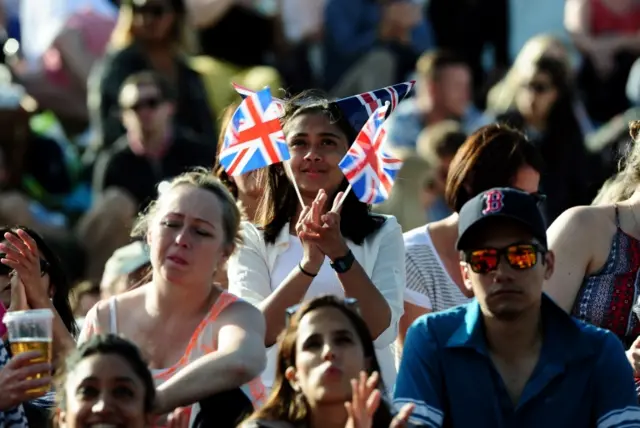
[571,205,640,397]
[80,290,266,427]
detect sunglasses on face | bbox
[285,297,359,327]
[463,243,544,274]
[127,97,162,112]
[132,3,170,17]
[0,254,50,277]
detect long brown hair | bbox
[444,124,544,212]
[244,295,394,427]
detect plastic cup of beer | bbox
[2,308,53,394]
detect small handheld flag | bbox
[231,81,415,133]
[218,87,289,176]
[337,103,403,205]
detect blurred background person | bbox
[323,0,433,97]
[498,56,594,223]
[384,50,491,151]
[89,0,215,153]
[565,0,640,124]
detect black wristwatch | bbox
[330,250,355,273]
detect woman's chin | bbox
[314,388,352,405]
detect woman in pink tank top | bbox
[79,170,267,427]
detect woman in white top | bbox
[399,125,545,354]
[228,92,405,393]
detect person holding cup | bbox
[0,226,78,425]
[3,308,55,393]
[0,308,54,426]
[0,339,51,427]
[0,226,78,358]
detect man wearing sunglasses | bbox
[394,187,639,427]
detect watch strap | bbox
[330,250,355,273]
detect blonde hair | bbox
[109,2,198,54]
[487,34,570,114]
[131,168,243,250]
[592,121,640,204]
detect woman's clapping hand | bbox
[344,371,415,428]
[0,230,50,308]
[298,189,350,261]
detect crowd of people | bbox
[1,0,640,426]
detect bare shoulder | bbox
[92,285,149,329]
[218,299,265,332]
[547,204,617,276]
[548,204,616,244]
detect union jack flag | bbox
[219,87,289,176]
[231,81,415,132]
[338,104,402,205]
[232,83,285,116]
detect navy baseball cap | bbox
[456,187,548,250]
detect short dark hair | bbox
[118,70,176,106]
[416,49,468,81]
[55,334,155,412]
[444,124,544,213]
[417,121,467,165]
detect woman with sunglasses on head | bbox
[240,295,415,428]
[0,225,78,426]
[227,91,405,395]
[397,124,544,357]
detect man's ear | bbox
[542,250,555,281]
[459,262,474,295]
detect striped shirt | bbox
[404,225,471,312]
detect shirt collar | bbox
[446,293,597,362]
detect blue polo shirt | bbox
[394,294,640,428]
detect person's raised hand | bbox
[295,191,327,274]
